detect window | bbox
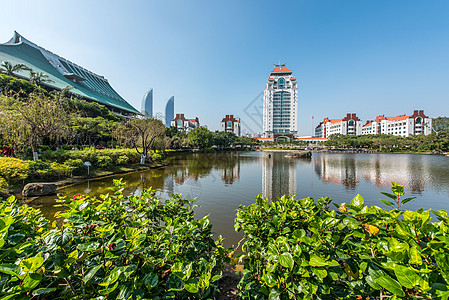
[348,120,354,126]
[278,78,285,88]
[227,121,233,128]
[416,117,422,124]
[177,120,183,127]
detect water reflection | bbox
[262,152,298,199]
[27,151,449,249]
[313,153,438,195]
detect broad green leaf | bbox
[409,246,422,265]
[20,256,44,273]
[0,216,13,233]
[350,194,364,210]
[381,192,397,200]
[394,265,420,289]
[100,266,122,286]
[167,275,183,291]
[78,242,100,251]
[269,288,281,300]
[143,272,159,291]
[309,254,328,267]
[365,275,381,290]
[401,197,416,205]
[312,268,327,280]
[279,252,294,270]
[0,293,21,300]
[83,265,102,283]
[32,288,57,296]
[21,273,42,292]
[184,278,199,293]
[380,199,395,207]
[263,273,277,287]
[0,264,20,276]
[375,276,405,297]
[99,281,119,295]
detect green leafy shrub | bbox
[96,155,113,168]
[33,162,74,178]
[235,183,449,299]
[28,159,50,171]
[0,177,7,191]
[63,158,84,172]
[116,155,129,165]
[41,148,141,165]
[0,157,30,183]
[0,180,230,299]
[151,152,164,162]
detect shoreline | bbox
[261,148,447,155]
[11,162,168,201]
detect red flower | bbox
[73,193,81,200]
[108,242,117,251]
[57,193,63,197]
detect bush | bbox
[63,158,84,171]
[0,157,30,183]
[96,155,113,168]
[0,180,230,299]
[235,183,449,299]
[28,159,50,171]
[151,152,164,163]
[35,162,74,178]
[0,177,7,191]
[41,148,141,166]
[116,155,129,165]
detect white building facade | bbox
[263,64,298,140]
[361,110,432,137]
[171,113,200,133]
[220,114,241,136]
[314,113,362,138]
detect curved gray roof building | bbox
[0,31,138,115]
[165,96,174,127]
[141,89,153,118]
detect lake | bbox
[29,151,449,248]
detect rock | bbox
[22,183,57,197]
[285,150,312,158]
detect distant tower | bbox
[165,96,174,127]
[263,64,298,140]
[141,89,153,118]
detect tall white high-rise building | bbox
[263,64,298,140]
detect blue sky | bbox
[2,0,448,135]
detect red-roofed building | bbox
[171,114,200,132]
[220,115,241,136]
[263,64,298,141]
[361,110,432,137]
[314,113,362,138]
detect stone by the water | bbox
[22,183,57,197]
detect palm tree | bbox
[29,71,54,87]
[0,61,31,76]
[51,85,73,101]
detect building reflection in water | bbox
[313,154,428,194]
[262,152,297,200]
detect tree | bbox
[188,127,213,149]
[212,131,237,148]
[0,61,30,76]
[0,92,69,160]
[29,71,54,86]
[124,117,166,164]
